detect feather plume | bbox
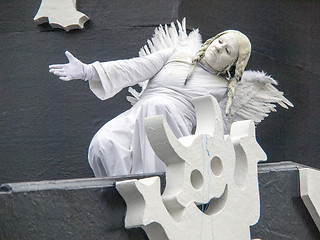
[228,70,293,125]
[128,21,293,127]
[129,18,202,105]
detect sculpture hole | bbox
[197,185,228,215]
[211,156,223,176]
[190,169,203,190]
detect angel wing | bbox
[228,70,293,125]
[127,20,293,127]
[127,18,202,105]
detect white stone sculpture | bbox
[34,0,89,31]
[116,95,267,240]
[299,168,320,231]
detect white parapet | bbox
[300,168,320,231]
[116,95,267,240]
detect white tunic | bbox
[87,48,229,177]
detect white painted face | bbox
[204,33,239,73]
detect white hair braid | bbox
[185,30,251,115]
[184,37,215,84]
[224,31,251,115]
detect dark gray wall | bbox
[0,0,180,184]
[1,0,319,184]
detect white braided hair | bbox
[185,30,251,115]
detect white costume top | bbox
[87,48,229,177]
[86,20,292,177]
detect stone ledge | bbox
[0,172,165,193]
[1,162,319,240]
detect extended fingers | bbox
[65,51,77,63]
[49,69,67,77]
[59,76,71,81]
[49,64,65,70]
[49,69,72,81]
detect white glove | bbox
[49,51,96,81]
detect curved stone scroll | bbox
[116,96,267,240]
[34,0,89,31]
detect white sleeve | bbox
[88,48,173,100]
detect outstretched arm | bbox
[49,49,173,100]
[89,48,173,100]
[49,51,98,81]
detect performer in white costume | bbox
[49,19,292,177]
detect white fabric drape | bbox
[88,48,229,177]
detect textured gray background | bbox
[1,0,319,184]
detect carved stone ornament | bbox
[116,96,267,240]
[300,168,320,231]
[34,0,89,31]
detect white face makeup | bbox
[203,33,239,73]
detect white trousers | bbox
[88,95,193,177]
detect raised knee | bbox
[141,96,173,115]
[88,134,114,160]
[88,136,114,177]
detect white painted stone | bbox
[116,96,267,240]
[299,168,320,231]
[34,0,89,31]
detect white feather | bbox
[229,70,293,125]
[130,24,293,126]
[127,18,202,105]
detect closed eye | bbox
[226,48,230,54]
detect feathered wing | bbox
[228,70,293,125]
[127,18,202,105]
[127,21,293,127]
[138,18,202,57]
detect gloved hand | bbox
[49,51,95,81]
